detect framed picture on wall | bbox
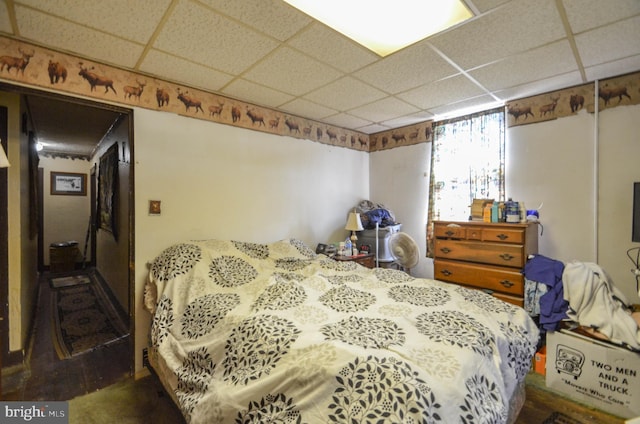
[97,143,118,240]
[50,171,86,196]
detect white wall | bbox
[132,107,369,371]
[598,103,640,303]
[508,103,640,303]
[39,156,92,266]
[506,109,597,263]
[369,143,432,278]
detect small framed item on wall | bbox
[51,171,87,196]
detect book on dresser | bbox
[433,221,538,307]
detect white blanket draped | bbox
[563,261,640,350]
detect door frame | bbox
[0,106,9,395]
[0,82,135,375]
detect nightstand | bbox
[333,253,376,269]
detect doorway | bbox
[0,84,134,398]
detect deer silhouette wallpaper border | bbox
[506,71,640,127]
[0,36,638,149]
[0,36,370,152]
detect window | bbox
[426,107,505,256]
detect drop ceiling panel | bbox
[563,0,640,33]
[15,5,144,68]
[468,0,511,13]
[305,77,386,112]
[584,55,640,82]
[427,94,499,117]
[359,123,391,134]
[430,0,566,70]
[0,2,11,33]
[287,22,379,73]
[381,112,436,129]
[493,71,584,102]
[279,98,337,120]
[470,40,579,91]
[200,0,312,41]
[322,113,371,130]
[17,0,172,44]
[575,16,640,67]
[242,46,342,96]
[353,41,460,94]
[221,78,294,108]
[153,1,278,75]
[398,75,486,110]
[348,97,419,123]
[139,49,234,93]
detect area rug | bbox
[50,274,92,289]
[51,276,129,359]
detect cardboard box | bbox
[546,329,640,419]
[534,346,546,376]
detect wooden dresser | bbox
[433,221,538,307]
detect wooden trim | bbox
[0,106,8,379]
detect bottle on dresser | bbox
[344,238,352,256]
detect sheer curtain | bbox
[426,107,505,256]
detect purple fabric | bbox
[523,255,567,331]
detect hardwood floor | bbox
[1,269,131,401]
[516,373,625,424]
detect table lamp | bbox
[345,210,364,244]
[0,142,10,168]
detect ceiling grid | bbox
[0,0,638,155]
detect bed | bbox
[144,238,539,424]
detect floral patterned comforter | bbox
[144,238,539,424]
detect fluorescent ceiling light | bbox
[284,0,473,57]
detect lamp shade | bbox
[345,212,364,232]
[0,143,10,168]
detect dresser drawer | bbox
[435,223,525,244]
[434,225,466,239]
[434,239,525,267]
[481,228,525,244]
[492,292,524,308]
[434,259,524,296]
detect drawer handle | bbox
[445,230,455,237]
[439,247,451,254]
[499,253,514,261]
[440,269,452,276]
[496,233,509,240]
[500,280,514,288]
